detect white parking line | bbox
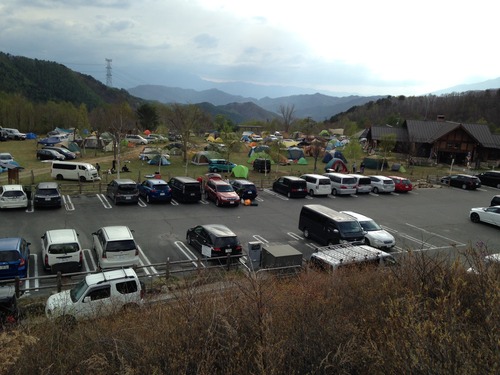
[174,241,204,268]
[63,195,75,211]
[96,194,112,209]
[171,199,179,206]
[263,188,289,200]
[138,245,158,275]
[252,235,268,243]
[255,196,264,202]
[138,199,147,208]
[405,223,467,246]
[287,232,303,241]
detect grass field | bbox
[0,138,451,187]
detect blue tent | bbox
[38,137,63,145]
[26,132,37,139]
[148,155,171,166]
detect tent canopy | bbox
[191,151,222,165]
[231,165,249,178]
[324,158,348,173]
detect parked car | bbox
[107,179,139,204]
[469,206,500,228]
[253,158,271,173]
[350,174,372,194]
[208,159,236,173]
[300,174,332,196]
[204,179,240,207]
[476,170,500,189]
[36,148,65,161]
[2,128,26,140]
[389,176,413,193]
[229,179,258,200]
[340,211,396,249]
[440,174,481,190]
[186,224,242,259]
[41,229,82,273]
[168,176,201,203]
[0,185,28,209]
[43,146,77,160]
[369,175,396,194]
[491,195,500,207]
[0,237,31,280]
[125,134,148,145]
[323,172,357,196]
[272,176,308,198]
[45,268,145,322]
[0,153,14,164]
[33,182,62,209]
[138,179,172,203]
[92,226,140,269]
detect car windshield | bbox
[400,179,411,185]
[48,243,79,254]
[359,220,381,231]
[106,240,136,252]
[242,184,256,191]
[337,221,363,234]
[36,188,59,196]
[3,191,24,198]
[153,184,169,191]
[216,185,234,192]
[343,178,357,184]
[383,180,394,185]
[0,250,19,262]
[319,179,331,185]
[70,279,89,303]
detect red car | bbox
[204,179,240,207]
[389,176,413,193]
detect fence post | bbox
[227,253,231,271]
[165,257,170,280]
[15,276,20,297]
[57,271,62,292]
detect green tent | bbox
[231,164,249,178]
[248,151,275,164]
[297,157,308,165]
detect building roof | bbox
[369,126,409,142]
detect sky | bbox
[1,0,499,98]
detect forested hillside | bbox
[331,91,500,133]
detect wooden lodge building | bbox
[364,116,500,167]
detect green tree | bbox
[278,104,295,134]
[379,133,397,171]
[137,103,160,131]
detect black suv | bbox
[272,176,308,198]
[106,179,139,204]
[33,182,62,208]
[253,158,271,173]
[477,171,500,189]
[168,176,201,203]
[229,179,258,200]
[186,224,242,260]
[440,174,481,190]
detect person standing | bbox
[352,162,356,174]
[95,163,101,175]
[360,162,365,174]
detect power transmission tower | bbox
[105,58,112,87]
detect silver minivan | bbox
[300,174,332,196]
[92,226,140,269]
[41,229,83,273]
[323,172,357,196]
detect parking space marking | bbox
[174,241,204,268]
[171,199,179,206]
[96,194,112,209]
[83,248,97,271]
[63,195,75,211]
[138,199,147,208]
[287,232,303,241]
[263,189,289,200]
[405,223,467,247]
[26,203,34,213]
[137,245,158,275]
[255,196,264,202]
[200,199,210,205]
[253,235,268,243]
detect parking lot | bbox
[2,181,500,295]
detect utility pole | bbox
[105,58,112,87]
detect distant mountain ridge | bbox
[128,85,384,121]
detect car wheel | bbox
[373,187,379,194]
[187,235,193,245]
[216,199,221,207]
[287,192,292,198]
[56,174,63,180]
[497,184,500,189]
[122,303,139,311]
[309,189,314,196]
[213,168,219,173]
[470,213,480,223]
[364,238,371,246]
[79,176,86,182]
[461,184,467,190]
[303,228,310,238]
[146,195,150,203]
[114,196,118,205]
[205,191,209,200]
[332,189,337,196]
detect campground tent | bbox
[248,145,270,157]
[191,151,222,165]
[148,155,171,166]
[247,151,274,164]
[324,158,348,173]
[231,165,249,179]
[322,150,347,164]
[286,147,305,160]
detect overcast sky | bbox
[1,0,499,98]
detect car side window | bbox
[116,280,138,294]
[86,286,111,301]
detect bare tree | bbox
[278,104,295,134]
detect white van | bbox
[299,174,332,196]
[51,161,100,182]
[350,174,372,194]
[41,229,83,273]
[92,226,140,269]
[323,172,357,196]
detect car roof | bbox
[45,229,78,244]
[144,179,168,185]
[0,237,23,250]
[340,210,372,222]
[231,179,253,184]
[1,185,24,191]
[211,179,231,185]
[200,224,236,237]
[37,182,59,189]
[301,173,330,179]
[101,226,134,240]
[112,179,136,184]
[85,268,137,286]
[371,175,392,180]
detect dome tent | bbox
[191,151,222,165]
[231,165,249,178]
